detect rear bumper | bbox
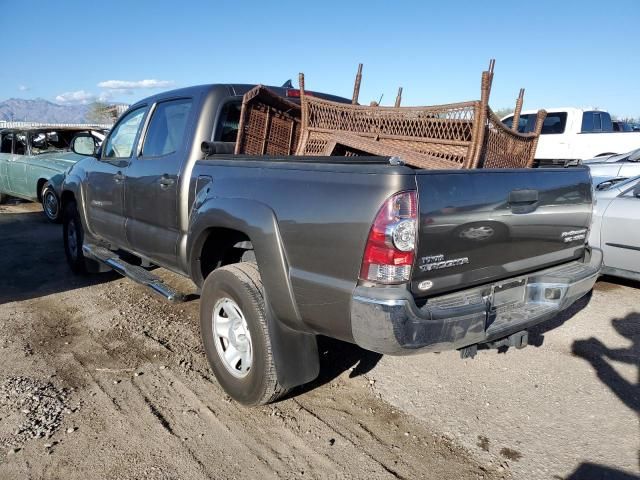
[350,248,602,355]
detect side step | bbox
[83,244,185,303]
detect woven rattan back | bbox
[235,85,301,156]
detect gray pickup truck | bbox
[62,83,601,405]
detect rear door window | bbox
[581,111,613,133]
[142,98,193,157]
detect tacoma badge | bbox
[419,254,470,272]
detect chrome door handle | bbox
[113,172,125,183]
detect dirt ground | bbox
[1,201,638,480]
[0,202,507,479]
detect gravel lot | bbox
[0,201,638,479]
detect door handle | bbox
[509,189,539,204]
[113,171,125,183]
[509,189,539,214]
[159,176,175,188]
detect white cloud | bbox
[55,90,96,104]
[97,79,175,90]
[18,85,30,92]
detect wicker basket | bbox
[234,85,301,156]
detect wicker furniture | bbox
[234,85,301,156]
[296,60,547,169]
[235,61,547,169]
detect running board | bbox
[83,244,185,303]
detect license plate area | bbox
[491,279,526,310]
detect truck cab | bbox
[502,108,640,167]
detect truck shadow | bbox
[525,291,593,348]
[565,462,640,479]
[0,209,118,305]
[571,312,640,413]
[291,336,383,397]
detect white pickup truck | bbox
[502,108,640,167]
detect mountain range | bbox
[0,98,93,123]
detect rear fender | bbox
[188,198,319,388]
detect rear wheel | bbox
[63,201,87,274]
[41,182,61,223]
[200,262,287,405]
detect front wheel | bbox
[63,201,87,274]
[41,182,61,223]
[200,262,287,406]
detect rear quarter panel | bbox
[192,159,415,341]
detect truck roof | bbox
[128,83,351,110]
[514,107,608,116]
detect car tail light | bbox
[360,191,417,284]
[285,89,314,98]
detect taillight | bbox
[360,191,417,284]
[285,89,315,98]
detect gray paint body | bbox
[62,84,598,363]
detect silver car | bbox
[588,176,640,281]
[583,148,640,185]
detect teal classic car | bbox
[0,126,106,221]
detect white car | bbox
[502,108,640,167]
[582,148,640,185]
[588,176,640,282]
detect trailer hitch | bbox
[459,330,529,359]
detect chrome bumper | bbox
[350,248,602,355]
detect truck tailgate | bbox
[412,168,593,297]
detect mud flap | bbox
[266,301,319,390]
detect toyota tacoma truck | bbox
[61,83,601,405]
[502,108,640,167]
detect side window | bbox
[502,116,514,129]
[540,113,567,134]
[14,133,27,155]
[142,98,193,157]
[103,107,147,159]
[214,101,242,142]
[581,111,611,133]
[0,133,13,153]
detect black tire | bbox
[200,262,287,406]
[41,182,61,223]
[63,201,87,274]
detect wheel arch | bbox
[188,197,303,331]
[190,198,319,390]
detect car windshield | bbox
[597,176,640,191]
[607,148,640,163]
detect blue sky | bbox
[1,0,639,117]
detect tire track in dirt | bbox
[0,203,505,479]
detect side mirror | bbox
[71,133,98,157]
